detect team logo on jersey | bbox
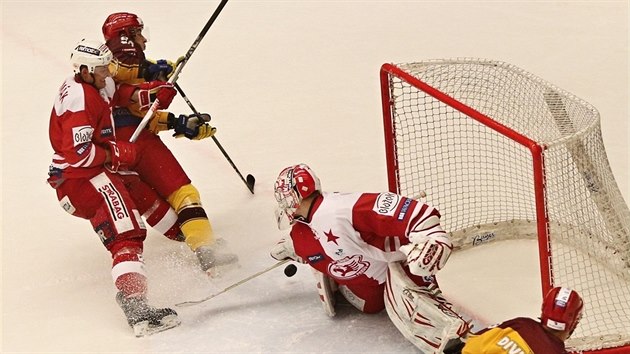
[72,125,93,147]
[324,230,339,245]
[373,192,400,217]
[328,255,369,280]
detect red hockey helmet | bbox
[274,164,321,228]
[102,12,144,41]
[541,286,584,335]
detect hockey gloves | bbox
[137,81,177,111]
[270,236,304,263]
[144,56,184,81]
[148,111,174,134]
[106,141,136,172]
[173,113,216,140]
[400,229,453,277]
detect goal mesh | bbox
[380,58,630,353]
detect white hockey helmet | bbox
[274,163,321,229]
[70,39,113,74]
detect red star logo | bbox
[325,230,339,245]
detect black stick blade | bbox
[246,174,256,194]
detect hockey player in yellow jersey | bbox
[102,12,237,274]
[457,287,583,354]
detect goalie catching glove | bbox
[399,214,453,277]
[270,236,304,263]
[148,112,216,140]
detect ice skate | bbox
[195,246,239,277]
[116,292,181,337]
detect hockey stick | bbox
[175,259,289,307]
[129,0,230,143]
[174,83,255,194]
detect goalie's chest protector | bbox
[292,192,410,286]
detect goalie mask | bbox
[70,39,113,74]
[541,286,584,337]
[274,164,321,229]
[102,12,144,41]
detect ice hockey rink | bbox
[2,1,628,352]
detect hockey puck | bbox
[284,264,298,277]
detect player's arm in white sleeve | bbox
[399,205,453,276]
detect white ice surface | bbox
[1,1,628,353]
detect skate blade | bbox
[132,315,181,337]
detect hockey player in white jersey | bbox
[270,163,469,353]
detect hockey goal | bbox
[380,59,630,353]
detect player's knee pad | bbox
[167,184,213,250]
[111,243,147,297]
[385,262,469,354]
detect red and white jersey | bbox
[48,76,133,179]
[290,192,442,287]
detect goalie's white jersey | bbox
[290,191,442,286]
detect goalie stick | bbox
[129,0,229,143]
[175,259,289,307]
[174,83,255,194]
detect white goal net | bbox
[380,58,630,353]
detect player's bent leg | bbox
[385,262,469,354]
[86,172,180,336]
[108,239,180,337]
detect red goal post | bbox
[380,59,630,353]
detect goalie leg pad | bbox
[312,269,338,317]
[384,262,469,354]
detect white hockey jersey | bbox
[290,191,443,286]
